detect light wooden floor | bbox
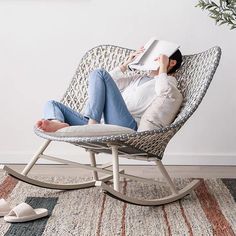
[1,164,236,178]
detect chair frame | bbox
[1,140,200,206]
[1,44,221,206]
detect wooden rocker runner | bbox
[1,45,221,206]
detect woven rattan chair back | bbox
[173,46,221,125]
[61,45,221,130]
[61,46,132,113]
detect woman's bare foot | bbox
[36,120,44,129]
[36,119,69,132]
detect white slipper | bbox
[4,202,48,223]
[0,199,11,217]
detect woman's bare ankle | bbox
[88,118,98,124]
[51,119,63,123]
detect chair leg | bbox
[96,156,201,206]
[111,145,120,192]
[2,140,119,190]
[155,160,178,195]
[21,140,51,176]
[89,151,99,180]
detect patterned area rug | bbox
[0,175,236,236]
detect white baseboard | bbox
[163,153,236,165]
[0,151,236,166]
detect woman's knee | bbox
[89,68,109,82]
[46,100,57,106]
[44,100,61,109]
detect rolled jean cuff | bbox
[83,115,100,123]
[83,110,101,123]
[83,104,101,123]
[43,116,65,123]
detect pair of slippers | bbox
[0,199,48,223]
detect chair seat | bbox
[43,124,136,137]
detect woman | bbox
[36,47,182,132]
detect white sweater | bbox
[109,67,179,126]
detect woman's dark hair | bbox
[168,49,182,74]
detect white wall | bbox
[0,0,235,165]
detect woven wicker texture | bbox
[35,45,221,159]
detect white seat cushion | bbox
[44,124,136,137]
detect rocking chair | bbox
[2,45,221,206]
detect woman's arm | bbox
[109,47,144,91]
[149,54,169,77]
[150,55,179,96]
[108,66,135,92]
[119,47,144,73]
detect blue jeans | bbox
[43,69,138,130]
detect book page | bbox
[128,38,180,71]
[139,40,158,65]
[141,40,180,70]
[129,37,156,65]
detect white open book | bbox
[128,37,180,71]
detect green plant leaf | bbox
[196,0,236,29]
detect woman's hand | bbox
[150,54,169,77]
[155,54,169,69]
[120,46,145,72]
